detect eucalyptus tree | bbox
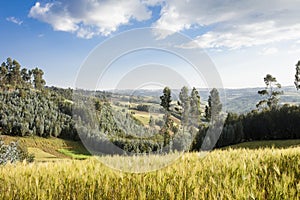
[205,88,222,122]
[256,74,282,110]
[295,60,300,90]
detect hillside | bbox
[111,86,300,113]
[2,134,300,163]
[0,135,90,161]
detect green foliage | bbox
[57,149,90,160]
[243,105,300,141]
[179,86,190,125]
[0,138,34,165]
[192,102,300,150]
[295,60,300,90]
[257,74,283,110]
[190,87,201,126]
[0,58,45,91]
[0,89,75,139]
[136,104,150,112]
[205,88,222,122]
[160,87,172,111]
[31,68,46,90]
[227,139,300,150]
[155,119,164,127]
[149,116,155,127]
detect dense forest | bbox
[0,58,300,154]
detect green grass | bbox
[27,148,67,162]
[57,149,91,160]
[0,146,299,199]
[1,135,90,161]
[133,111,152,125]
[227,139,300,149]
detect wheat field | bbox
[0,147,299,200]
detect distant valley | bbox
[110,86,300,114]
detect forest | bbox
[1,57,300,155]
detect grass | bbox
[132,110,181,126]
[57,149,91,160]
[132,111,152,125]
[0,146,299,199]
[227,139,300,149]
[0,135,90,161]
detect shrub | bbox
[0,139,34,165]
[136,104,150,112]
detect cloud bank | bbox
[29,0,153,38]
[29,0,300,49]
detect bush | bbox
[136,104,150,112]
[0,139,34,165]
[155,119,164,127]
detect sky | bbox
[1,0,300,89]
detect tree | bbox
[11,60,22,87]
[0,62,8,88]
[32,68,46,90]
[149,116,155,127]
[256,74,282,110]
[160,87,172,111]
[160,113,173,147]
[6,58,22,88]
[0,58,33,90]
[205,88,222,122]
[0,139,34,165]
[295,60,300,90]
[179,86,190,125]
[21,68,32,87]
[190,87,201,125]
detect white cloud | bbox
[28,0,300,48]
[153,0,300,49]
[260,47,279,55]
[186,22,300,50]
[29,0,153,38]
[6,16,23,25]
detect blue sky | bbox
[1,0,300,89]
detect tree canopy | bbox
[160,87,172,111]
[205,88,222,122]
[295,60,300,90]
[0,57,45,91]
[256,74,282,110]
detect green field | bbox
[1,136,90,161]
[226,139,300,149]
[0,138,299,199]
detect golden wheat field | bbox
[0,147,299,200]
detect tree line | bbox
[0,58,46,91]
[1,57,300,155]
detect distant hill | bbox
[109,86,300,114]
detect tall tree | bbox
[190,87,201,125]
[256,74,282,110]
[32,68,46,90]
[21,68,32,86]
[295,60,300,90]
[11,60,22,87]
[6,58,13,86]
[205,88,222,122]
[179,86,190,125]
[0,62,8,88]
[160,87,172,111]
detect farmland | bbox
[0,144,299,199]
